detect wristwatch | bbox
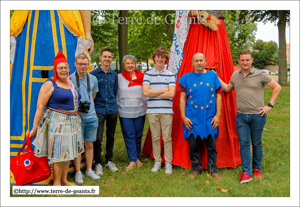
[267,103,273,108]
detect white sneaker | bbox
[151,162,161,173]
[165,164,173,174]
[106,161,118,172]
[75,171,84,184]
[85,169,100,180]
[95,164,103,175]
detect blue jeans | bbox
[119,115,145,162]
[236,113,267,176]
[81,118,98,142]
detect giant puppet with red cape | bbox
[142,10,241,169]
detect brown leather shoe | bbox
[189,171,200,179]
[211,173,223,180]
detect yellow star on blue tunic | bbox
[178,70,221,140]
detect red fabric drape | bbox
[142,19,241,169]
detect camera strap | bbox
[75,71,91,101]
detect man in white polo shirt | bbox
[143,47,176,174]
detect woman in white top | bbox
[117,55,147,171]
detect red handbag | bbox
[10,134,51,186]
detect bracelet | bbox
[32,126,38,129]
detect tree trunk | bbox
[164,13,174,42]
[118,10,129,73]
[277,11,287,86]
[147,59,149,71]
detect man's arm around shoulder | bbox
[218,77,234,93]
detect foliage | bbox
[91,10,175,69]
[252,51,269,69]
[271,53,279,65]
[128,10,175,63]
[224,10,257,65]
[252,39,278,52]
[247,10,289,85]
[91,10,119,66]
[252,39,279,68]
[247,10,290,26]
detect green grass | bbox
[11,86,290,197]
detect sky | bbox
[256,21,290,45]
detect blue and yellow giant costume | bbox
[10,10,90,184]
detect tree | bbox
[118,10,129,72]
[91,10,175,72]
[252,39,279,68]
[127,10,175,68]
[161,10,175,42]
[252,51,271,69]
[248,10,290,85]
[224,10,257,65]
[91,10,119,67]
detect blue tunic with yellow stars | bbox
[179,70,221,140]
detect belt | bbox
[47,107,83,120]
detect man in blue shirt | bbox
[90,48,119,175]
[179,53,223,180]
[70,53,100,184]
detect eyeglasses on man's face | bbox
[76,62,89,67]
